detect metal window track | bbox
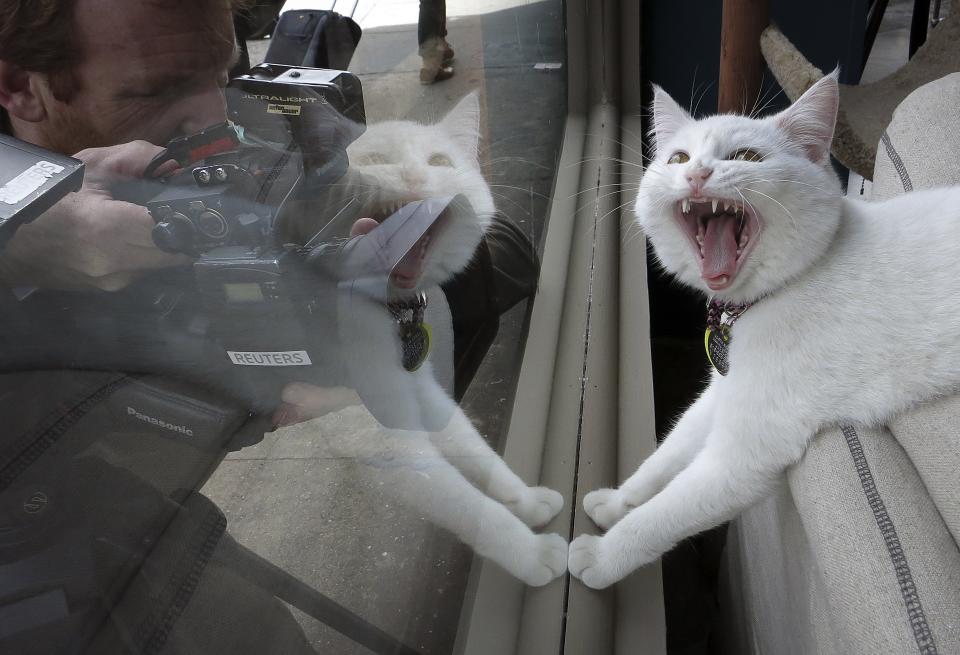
[454,1,665,653]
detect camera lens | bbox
[196,209,229,239]
[152,212,196,253]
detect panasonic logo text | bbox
[127,407,195,437]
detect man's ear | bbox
[0,61,48,122]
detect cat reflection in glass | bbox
[286,93,567,586]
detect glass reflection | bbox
[0,0,564,652]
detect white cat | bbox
[569,72,960,588]
[314,93,568,586]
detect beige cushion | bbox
[871,72,960,200]
[889,395,960,546]
[724,426,960,655]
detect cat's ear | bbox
[772,69,839,163]
[441,92,481,157]
[651,85,691,153]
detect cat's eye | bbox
[428,153,453,167]
[354,153,388,166]
[667,151,690,165]
[729,148,764,162]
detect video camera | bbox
[130,62,464,430]
[1,63,466,432]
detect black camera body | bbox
[146,64,366,256]
[128,64,458,431]
[125,64,370,410]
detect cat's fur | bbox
[569,72,960,588]
[323,93,567,585]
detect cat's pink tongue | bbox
[701,214,739,285]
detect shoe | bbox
[441,40,455,64]
[419,37,455,84]
[420,64,454,84]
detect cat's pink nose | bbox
[686,166,713,194]
[400,168,426,187]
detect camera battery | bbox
[0,134,84,247]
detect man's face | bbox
[35,0,237,154]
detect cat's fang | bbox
[712,199,718,213]
[682,198,691,213]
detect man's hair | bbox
[0,0,249,102]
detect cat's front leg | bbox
[570,422,799,588]
[429,408,563,528]
[584,385,717,529]
[439,416,564,530]
[375,435,568,585]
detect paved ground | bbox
[202,2,565,652]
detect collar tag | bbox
[705,299,752,376]
[388,292,431,372]
[705,325,731,376]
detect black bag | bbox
[264,10,362,70]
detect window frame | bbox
[454,1,665,652]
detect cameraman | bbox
[0,0,241,290]
[0,2,325,654]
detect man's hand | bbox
[0,141,189,291]
[273,383,363,427]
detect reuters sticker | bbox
[267,103,302,116]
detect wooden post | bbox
[718,0,771,114]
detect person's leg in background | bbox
[418,0,454,84]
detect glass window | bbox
[0,0,568,653]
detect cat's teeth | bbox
[682,198,690,213]
[724,201,733,212]
[711,199,718,213]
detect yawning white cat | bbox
[569,72,960,588]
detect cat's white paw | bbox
[507,487,564,528]
[518,533,568,586]
[568,534,618,589]
[583,488,632,530]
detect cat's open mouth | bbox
[675,197,761,291]
[391,231,433,289]
[364,197,442,290]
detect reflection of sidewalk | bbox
[206,3,564,652]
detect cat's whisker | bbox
[567,156,648,170]
[489,191,535,217]
[480,157,553,172]
[575,198,640,238]
[580,133,649,161]
[743,177,833,194]
[743,187,798,230]
[565,183,640,201]
[692,79,715,118]
[488,184,552,200]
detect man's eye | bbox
[667,151,689,164]
[729,148,764,162]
